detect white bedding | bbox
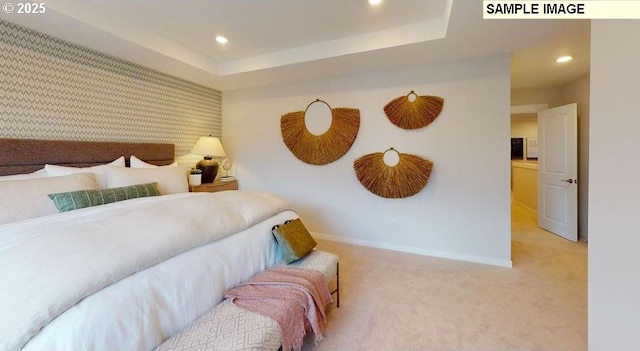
[0,191,294,351]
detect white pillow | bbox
[108,156,126,167]
[45,156,125,189]
[104,165,188,195]
[0,168,46,181]
[130,155,178,168]
[0,172,99,225]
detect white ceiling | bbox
[0,0,590,91]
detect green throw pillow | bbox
[48,182,161,212]
[272,218,317,263]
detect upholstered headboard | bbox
[0,138,175,176]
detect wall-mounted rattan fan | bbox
[384,91,444,130]
[353,147,433,198]
[281,99,360,165]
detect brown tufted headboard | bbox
[0,138,175,176]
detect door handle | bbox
[561,178,577,184]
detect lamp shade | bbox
[190,136,226,157]
[190,137,226,183]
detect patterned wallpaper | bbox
[0,19,222,162]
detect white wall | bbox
[589,20,640,350]
[224,55,512,267]
[560,74,590,239]
[511,114,538,139]
[511,86,562,107]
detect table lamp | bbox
[190,136,226,183]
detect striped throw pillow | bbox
[48,182,160,212]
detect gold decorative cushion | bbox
[272,218,317,263]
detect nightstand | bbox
[189,179,238,193]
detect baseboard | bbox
[311,232,513,268]
[511,200,537,216]
[579,232,588,243]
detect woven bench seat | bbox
[155,250,339,351]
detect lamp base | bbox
[196,157,219,183]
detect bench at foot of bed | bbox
[154,250,339,351]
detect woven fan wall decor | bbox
[354,147,433,199]
[384,91,444,130]
[281,99,360,165]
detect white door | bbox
[537,103,578,242]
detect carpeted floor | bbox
[303,204,587,351]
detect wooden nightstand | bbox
[189,179,238,193]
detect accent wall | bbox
[0,20,221,161]
[223,55,512,267]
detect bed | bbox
[0,138,297,351]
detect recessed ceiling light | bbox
[369,0,383,5]
[215,36,228,44]
[556,55,573,63]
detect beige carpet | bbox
[304,204,587,351]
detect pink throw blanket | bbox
[225,267,332,351]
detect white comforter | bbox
[0,191,293,351]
